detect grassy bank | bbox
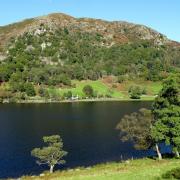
[0,79,161,103]
[19,158,180,180]
[48,79,162,99]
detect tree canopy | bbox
[31,135,68,173]
[151,74,180,157]
[116,108,154,150]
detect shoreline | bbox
[1,97,155,104]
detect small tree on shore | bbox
[116,108,163,160]
[128,86,142,99]
[31,135,68,173]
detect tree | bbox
[31,135,68,173]
[24,83,36,97]
[128,86,142,99]
[116,109,153,149]
[58,74,71,86]
[152,75,180,158]
[38,86,46,97]
[38,86,49,100]
[83,85,94,98]
[116,108,163,160]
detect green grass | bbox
[47,80,162,100]
[48,80,125,99]
[117,81,162,95]
[0,80,162,102]
[145,82,162,95]
[21,158,180,180]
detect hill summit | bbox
[0,13,179,52]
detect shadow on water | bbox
[0,101,170,178]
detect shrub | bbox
[83,85,94,98]
[162,168,180,179]
[24,83,36,97]
[128,86,142,99]
[15,92,26,101]
[58,74,71,86]
[38,86,49,98]
[105,94,112,98]
[98,94,104,98]
[112,84,117,88]
[117,75,125,83]
[0,90,13,102]
[50,91,60,101]
[142,87,147,95]
[63,91,72,99]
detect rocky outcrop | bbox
[0,13,179,52]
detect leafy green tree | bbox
[58,74,71,86]
[128,86,142,99]
[0,65,12,82]
[24,83,36,97]
[83,85,94,98]
[152,75,180,158]
[116,109,153,149]
[116,108,163,160]
[31,135,68,173]
[9,81,25,93]
[147,60,163,81]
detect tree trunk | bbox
[155,144,162,160]
[50,165,54,173]
[175,150,180,158]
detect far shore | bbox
[1,96,156,104]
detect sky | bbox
[0,0,179,42]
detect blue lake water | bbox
[0,101,169,178]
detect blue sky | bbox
[0,0,179,41]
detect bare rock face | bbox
[0,12,179,52]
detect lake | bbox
[0,101,169,178]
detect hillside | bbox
[0,13,180,102]
[0,13,176,50]
[1,13,180,54]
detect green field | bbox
[48,80,162,100]
[0,80,162,103]
[20,158,180,180]
[48,80,124,99]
